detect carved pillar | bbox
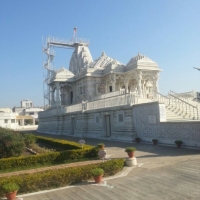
[55,82,60,106]
[153,72,159,98]
[123,76,130,93]
[105,82,108,93]
[112,81,116,92]
[142,80,146,97]
[137,71,143,97]
[51,87,55,106]
[110,74,116,92]
[124,81,129,93]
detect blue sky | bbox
[0,0,200,107]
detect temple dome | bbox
[126,53,160,71]
[69,45,93,75]
[89,52,122,69]
[50,67,75,83]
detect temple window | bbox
[117,111,124,123]
[95,114,100,124]
[80,87,82,94]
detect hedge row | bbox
[0,159,125,197]
[0,147,98,171]
[35,136,91,150]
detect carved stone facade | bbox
[39,41,200,147]
[48,46,161,108]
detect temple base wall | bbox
[38,103,200,147]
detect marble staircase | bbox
[153,91,200,122]
[165,104,197,122]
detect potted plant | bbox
[91,168,104,183]
[135,137,140,143]
[97,143,105,149]
[152,139,158,145]
[175,140,183,148]
[125,147,137,158]
[2,182,19,200]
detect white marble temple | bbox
[39,36,200,147]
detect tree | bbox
[0,128,25,158]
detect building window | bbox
[4,119,8,123]
[29,112,34,115]
[117,111,124,123]
[11,119,15,123]
[95,114,100,124]
[118,114,123,122]
[109,86,112,92]
[80,87,82,94]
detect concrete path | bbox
[3,133,200,200]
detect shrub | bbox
[99,158,125,176]
[0,158,124,197]
[0,128,25,158]
[23,134,36,147]
[0,147,99,171]
[97,143,105,148]
[91,168,104,176]
[125,147,136,153]
[135,137,140,143]
[35,136,86,150]
[2,182,19,193]
[175,140,183,145]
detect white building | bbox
[38,36,200,147]
[21,100,34,108]
[0,101,44,129]
[0,108,18,129]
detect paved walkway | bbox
[2,133,200,200]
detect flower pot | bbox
[135,138,140,143]
[5,191,17,200]
[152,140,158,145]
[93,175,103,183]
[127,151,135,158]
[126,157,137,167]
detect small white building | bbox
[0,108,18,129]
[21,100,34,108]
[0,101,44,130]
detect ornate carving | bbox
[97,84,105,94]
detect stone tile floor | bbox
[1,133,200,200]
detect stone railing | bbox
[153,91,171,105]
[43,92,139,115]
[65,103,83,113]
[86,94,131,111]
[168,94,199,120]
[153,90,199,120]
[90,91,121,101]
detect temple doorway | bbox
[70,91,73,104]
[105,115,111,137]
[71,117,76,135]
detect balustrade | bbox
[153,90,199,120]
